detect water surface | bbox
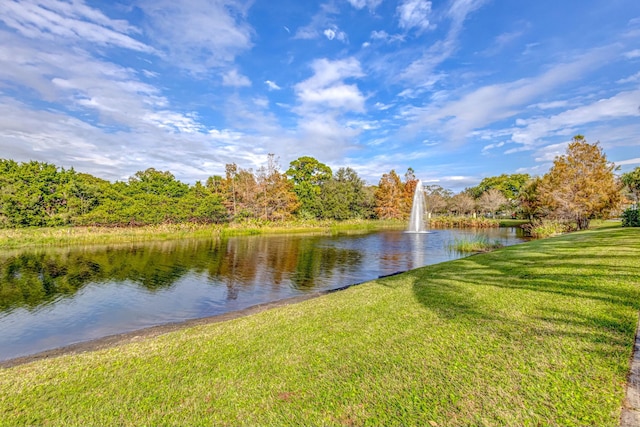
[0,228,525,361]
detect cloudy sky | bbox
[0,0,639,191]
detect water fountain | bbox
[407,180,429,233]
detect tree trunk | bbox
[576,215,590,230]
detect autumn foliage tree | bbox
[374,170,404,219]
[256,154,299,221]
[538,135,621,230]
[518,176,549,220]
[374,169,417,220]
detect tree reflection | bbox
[0,234,365,312]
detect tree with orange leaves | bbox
[538,135,621,230]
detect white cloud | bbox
[446,0,487,24]
[513,89,640,147]
[481,141,505,152]
[323,25,347,42]
[624,49,640,59]
[222,69,251,87]
[0,0,153,53]
[406,46,615,142]
[481,28,527,56]
[0,4,265,181]
[399,0,487,82]
[529,100,570,110]
[0,96,227,182]
[617,72,640,84]
[397,0,433,33]
[143,111,204,133]
[616,157,640,166]
[294,2,340,41]
[294,58,365,113]
[347,0,383,10]
[0,30,175,128]
[532,141,570,162]
[370,30,405,43]
[374,102,394,111]
[138,0,253,72]
[296,84,365,112]
[371,30,389,40]
[265,80,281,90]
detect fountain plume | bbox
[407,180,427,233]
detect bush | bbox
[622,207,640,227]
[522,219,570,238]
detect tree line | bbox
[0,136,638,229]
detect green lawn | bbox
[1,226,639,426]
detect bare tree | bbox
[449,193,475,216]
[478,189,507,216]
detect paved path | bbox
[621,316,640,426]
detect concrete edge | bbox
[621,315,640,427]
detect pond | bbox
[0,227,526,361]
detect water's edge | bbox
[0,278,380,368]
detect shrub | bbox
[522,219,570,238]
[622,207,640,227]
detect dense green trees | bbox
[0,156,372,228]
[286,156,332,218]
[0,160,86,227]
[620,167,640,227]
[318,167,374,220]
[0,137,631,229]
[467,173,530,201]
[621,167,640,207]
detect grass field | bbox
[1,225,639,426]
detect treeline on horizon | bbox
[0,153,520,228]
[0,136,638,230]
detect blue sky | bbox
[0,0,639,192]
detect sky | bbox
[0,0,639,192]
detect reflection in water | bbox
[0,228,525,360]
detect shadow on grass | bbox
[391,227,640,357]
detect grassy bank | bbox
[1,226,639,425]
[0,219,406,249]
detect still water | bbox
[0,228,525,361]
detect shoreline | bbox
[0,279,375,369]
[0,292,324,369]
